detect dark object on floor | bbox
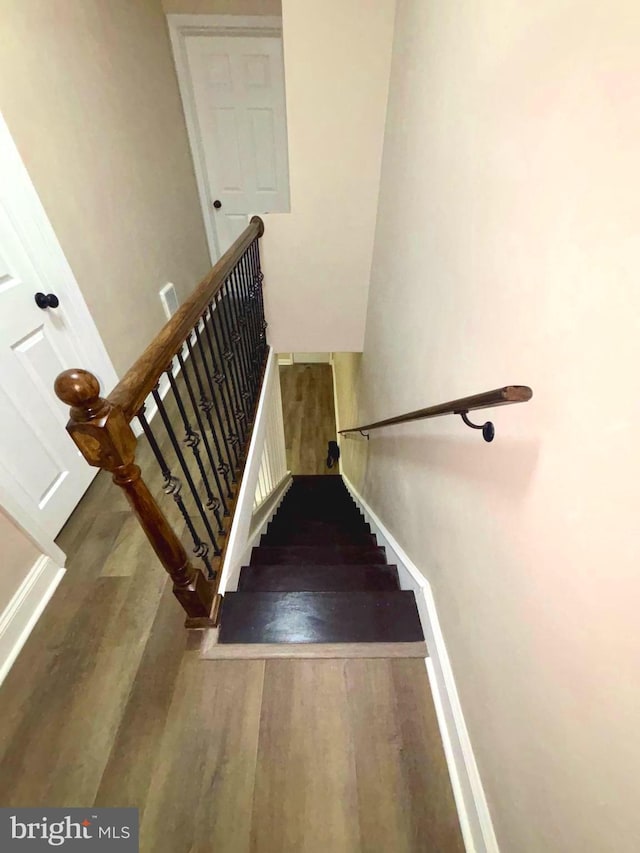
[326,440,340,468]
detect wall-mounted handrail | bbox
[339,385,533,443]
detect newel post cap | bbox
[55,368,110,420]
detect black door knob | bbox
[213,199,222,209]
[34,292,60,309]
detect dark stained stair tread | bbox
[218,591,424,644]
[261,531,377,546]
[281,495,354,508]
[238,564,400,592]
[269,507,364,522]
[275,502,361,517]
[288,475,351,488]
[250,545,388,565]
[280,481,356,504]
[273,514,363,526]
[266,519,371,535]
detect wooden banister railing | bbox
[109,216,264,421]
[339,385,533,443]
[54,216,268,627]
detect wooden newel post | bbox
[55,369,215,624]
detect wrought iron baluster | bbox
[249,240,267,363]
[248,244,263,351]
[205,301,245,456]
[219,280,252,421]
[226,269,253,416]
[185,336,233,501]
[196,318,240,472]
[209,294,243,424]
[151,382,222,564]
[212,290,246,436]
[251,238,268,359]
[239,247,261,388]
[176,348,229,516]
[137,404,217,578]
[241,249,262,398]
[166,365,225,536]
[232,251,254,399]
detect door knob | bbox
[34,292,60,309]
[213,199,222,209]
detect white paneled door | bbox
[0,114,118,540]
[183,32,290,255]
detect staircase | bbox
[218,475,424,644]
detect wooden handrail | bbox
[109,215,264,422]
[54,216,268,627]
[339,385,532,440]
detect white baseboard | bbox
[342,474,499,853]
[0,556,65,686]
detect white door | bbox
[0,113,118,540]
[184,33,290,255]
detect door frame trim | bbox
[167,13,283,263]
[0,111,118,557]
[0,473,65,565]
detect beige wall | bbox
[0,0,210,378]
[332,352,368,486]
[342,1,640,850]
[261,0,396,353]
[162,0,280,13]
[0,510,41,611]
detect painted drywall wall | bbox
[293,353,329,364]
[0,0,210,378]
[162,0,280,13]
[341,1,640,850]
[261,0,396,353]
[0,510,41,612]
[332,352,368,485]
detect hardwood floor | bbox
[280,363,340,475]
[137,657,464,853]
[0,372,464,851]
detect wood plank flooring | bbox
[0,368,464,851]
[280,363,340,475]
[201,639,429,660]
